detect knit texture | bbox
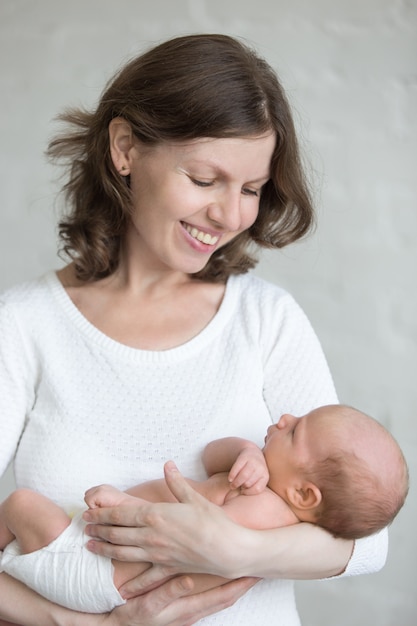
[0,271,387,624]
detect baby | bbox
[0,404,409,613]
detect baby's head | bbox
[263,405,409,539]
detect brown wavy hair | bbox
[47,34,315,282]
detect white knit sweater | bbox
[0,271,387,625]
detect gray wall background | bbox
[0,1,415,624]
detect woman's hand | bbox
[103,576,258,626]
[83,462,251,583]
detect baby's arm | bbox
[202,437,269,494]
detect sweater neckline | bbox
[45,270,240,361]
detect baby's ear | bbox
[287,481,322,511]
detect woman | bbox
[0,34,387,625]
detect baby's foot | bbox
[84,484,135,509]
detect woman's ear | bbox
[109,117,134,175]
[287,481,322,511]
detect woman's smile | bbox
[181,222,221,247]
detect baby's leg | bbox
[0,488,70,554]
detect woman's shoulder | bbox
[0,271,59,330]
[0,271,55,305]
[230,272,293,307]
[229,272,304,325]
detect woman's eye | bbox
[190,178,213,188]
[242,187,259,197]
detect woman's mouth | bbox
[182,222,220,246]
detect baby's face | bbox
[263,407,341,497]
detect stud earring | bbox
[119,165,129,174]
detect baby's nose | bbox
[278,413,295,429]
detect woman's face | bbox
[124,134,276,276]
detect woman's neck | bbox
[57,263,227,351]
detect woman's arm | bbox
[0,569,256,626]
[0,571,109,626]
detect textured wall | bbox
[0,1,416,624]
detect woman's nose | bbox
[207,190,243,232]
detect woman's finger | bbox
[109,575,195,626]
[162,461,210,506]
[165,577,260,626]
[119,565,174,600]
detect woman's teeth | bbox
[184,224,219,246]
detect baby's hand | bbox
[228,444,269,495]
[84,484,131,509]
